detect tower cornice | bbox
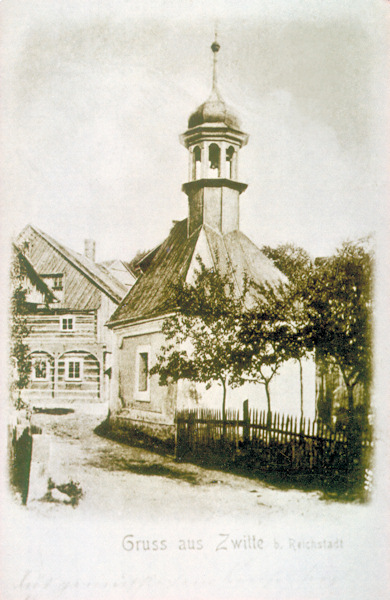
[182,178,248,196]
[180,125,248,149]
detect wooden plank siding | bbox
[57,352,100,402]
[27,313,96,342]
[24,351,101,404]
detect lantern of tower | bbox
[180,36,249,237]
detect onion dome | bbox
[187,38,242,130]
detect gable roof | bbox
[108,219,286,327]
[17,225,127,305]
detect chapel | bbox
[107,37,314,442]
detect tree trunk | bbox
[347,384,354,415]
[265,381,272,428]
[299,358,304,419]
[345,383,362,471]
[222,378,227,439]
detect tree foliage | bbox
[10,257,31,405]
[262,242,312,283]
[301,239,373,419]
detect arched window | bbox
[193,146,201,180]
[208,144,220,177]
[226,146,235,179]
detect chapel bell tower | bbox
[180,35,249,237]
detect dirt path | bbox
[27,408,365,524]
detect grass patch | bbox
[42,477,84,507]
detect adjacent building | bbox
[15,225,128,407]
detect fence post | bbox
[174,411,178,460]
[243,400,250,444]
[188,411,196,453]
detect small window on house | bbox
[65,358,83,381]
[135,346,151,401]
[138,353,148,392]
[53,275,63,290]
[32,358,49,381]
[61,316,74,331]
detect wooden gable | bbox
[17,226,115,311]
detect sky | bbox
[1,0,388,263]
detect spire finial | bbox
[211,25,220,94]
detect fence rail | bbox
[175,402,372,476]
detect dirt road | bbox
[26,407,364,523]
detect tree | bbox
[261,243,314,417]
[10,256,31,408]
[301,239,373,429]
[150,257,248,425]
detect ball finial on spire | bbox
[211,27,220,93]
[186,27,243,130]
[211,24,220,54]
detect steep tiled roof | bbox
[108,219,286,327]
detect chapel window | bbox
[208,144,220,177]
[193,146,201,180]
[226,146,235,179]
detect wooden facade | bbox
[16,225,128,406]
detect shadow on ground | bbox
[92,418,203,484]
[94,417,174,456]
[87,453,201,485]
[93,416,370,503]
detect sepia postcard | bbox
[0,1,389,599]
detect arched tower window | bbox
[226,146,235,179]
[208,144,220,177]
[192,146,201,180]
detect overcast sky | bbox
[1,0,388,262]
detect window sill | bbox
[134,394,151,403]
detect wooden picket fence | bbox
[175,402,372,476]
